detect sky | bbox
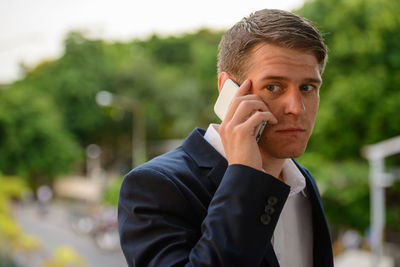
[0,0,305,83]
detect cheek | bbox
[306,97,319,120]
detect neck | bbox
[261,155,286,181]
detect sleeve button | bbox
[264,205,275,215]
[267,196,278,205]
[260,214,271,225]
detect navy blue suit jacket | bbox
[118,128,333,266]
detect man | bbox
[118,9,334,267]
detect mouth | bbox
[275,127,306,135]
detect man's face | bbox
[245,43,322,160]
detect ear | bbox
[217,72,234,93]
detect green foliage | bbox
[298,154,370,232]
[103,177,123,207]
[20,32,119,145]
[2,29,223,176]
[0,174,42,265]
[119,29,222,139]
[0,84,81,185]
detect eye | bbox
[300,84,315,92]
[265,84,280,92]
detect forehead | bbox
[247,43,322,81]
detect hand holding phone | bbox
[214,78,277,171]
[214,79,267,142]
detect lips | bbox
[275,127,306,135]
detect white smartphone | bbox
[214,79,267,142]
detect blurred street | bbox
[12,201,127,267]
[10,201,398,267]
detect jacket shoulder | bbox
[126,146,199,182]
[121,145,215,216]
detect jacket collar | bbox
[182,128,228,185]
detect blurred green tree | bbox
[18,32,120,146]
[0,85,80,187]
[1,29,223,178]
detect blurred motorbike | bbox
[71,206,120,252]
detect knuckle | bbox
[256,110,268,118]
[231,97,242,106]
[235,125,248,136]
[232,126,243,136]
[239,99,256,109]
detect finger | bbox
[224,94,265,123]
[235,79,252,97]
[246,111,278,126]
[229,100,270,125]
[238,111,278,134]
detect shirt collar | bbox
[204,124,226,158]
[204,123,306,196]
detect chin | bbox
[271,150,305,159]
[260,142,308,159]
[283,150,306,159]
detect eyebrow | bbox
[262,76,322,84]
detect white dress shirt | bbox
[204,124,313,267]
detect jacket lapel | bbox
[181,128,228,187]
[263,242,280,267]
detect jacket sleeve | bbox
[118,164,290,267]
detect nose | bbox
[283,88,305,115]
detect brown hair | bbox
[217,9,328,83]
